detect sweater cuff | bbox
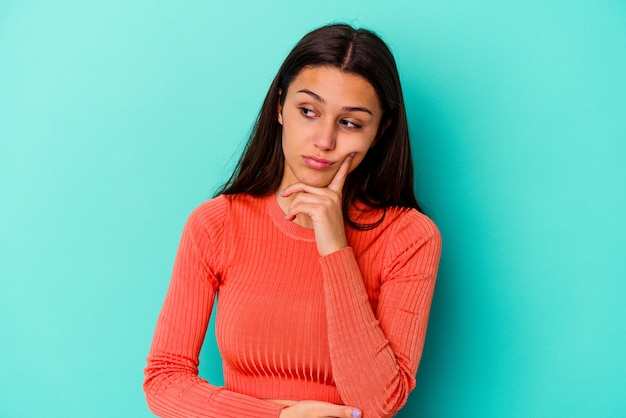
[319,246,362,285]
[319,247,370,310]
[319,246,358,270]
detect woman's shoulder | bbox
[377,207,441,274]
[386,206,440,240]
[189,194,229,221]
[348,204,441,260]
[189,193,266,224]
[351,202,439,238]
[372,206,441,254]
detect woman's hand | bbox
[266,399,362,418]
[280,153,355,256]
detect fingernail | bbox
[352,408,362,418]
[349,152,356,157]
[279,189,285,195]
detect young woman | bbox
[144,24,442,418]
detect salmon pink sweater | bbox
[144,193,441,418]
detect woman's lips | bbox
[303,156,333,170]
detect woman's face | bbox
[277,66,384,189]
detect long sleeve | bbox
[320,210,442,418]
[143,199,285,418]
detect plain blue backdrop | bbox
[1,1,625,417]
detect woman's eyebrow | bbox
[297,89,325,103]
[296,89,373,115]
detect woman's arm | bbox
[143,199,286,418]
[320,211,441,417]
[280,155,441,416]
[278,154,442,417]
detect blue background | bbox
[1,1,625,417]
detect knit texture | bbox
[144,193,441,418]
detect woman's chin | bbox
[303,178,332,188]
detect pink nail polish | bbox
[350,152,356,157]
[352,408,362,418]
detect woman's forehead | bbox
[287,66,382,114]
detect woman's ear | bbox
[277,89,283,125]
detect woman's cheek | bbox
[348,150,368,173]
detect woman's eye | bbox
[300,108,317,118]
[340,119,362,129]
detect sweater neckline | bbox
[266,194,316,242]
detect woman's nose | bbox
[313,119,336,151]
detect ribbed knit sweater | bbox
[144,193,441,418]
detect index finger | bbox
[327,152,355,193]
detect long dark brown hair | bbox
[217,23,422,229]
